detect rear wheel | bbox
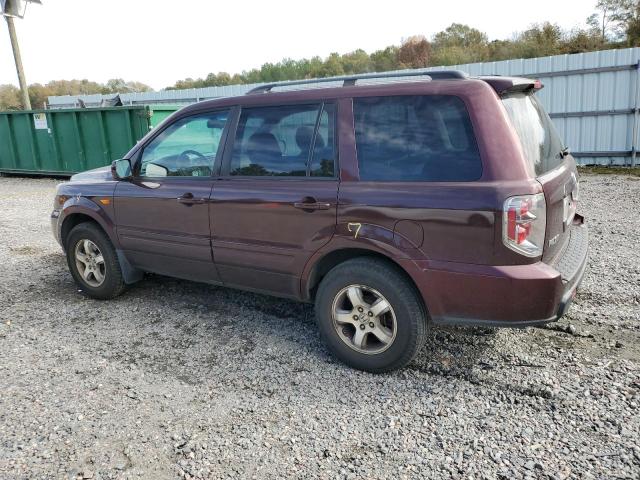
[315,257,428,372]
[65,222,126,300]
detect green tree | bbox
[0,84,22,110]
[341,49,373,74]
[370,46,400,71]
[622,1,640,45]
[320,53,345,77]
[516,23,564,58]
[563,28,607,53]
[431,23,489,65]
[487,39,520,61]
[27,83,50,109]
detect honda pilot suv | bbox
[51,71,588,372]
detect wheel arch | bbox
[58,197,119,251]
[60,209,143,285]
[60,212,110,250]
[302,247,426,313]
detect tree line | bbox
[0,78,151,111]
[167,1,640,89]
[0,0,638,110]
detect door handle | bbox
[177,193,206,205]
[293,197,331,211]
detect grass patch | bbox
[577,165,640,177]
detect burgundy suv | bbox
[51,71,587,372]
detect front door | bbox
[210,102,338,297]
[114,110,230,282]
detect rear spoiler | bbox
[479,76,543,96]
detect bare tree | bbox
[587,0,635,40]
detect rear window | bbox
[353,95,482,182]
[501,93,564,176]
[229,103,336,177]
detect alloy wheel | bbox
[331,284,397,354]
[74,239,106,288]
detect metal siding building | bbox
[47,47,640,166]
[432,47,640,167]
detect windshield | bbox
[502,92,564,176]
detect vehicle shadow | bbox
[35,266,503,382]
[132,273,501,377]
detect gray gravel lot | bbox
[0,173,639,480]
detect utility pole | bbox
[2,0,42,110]
[5,15,30,109]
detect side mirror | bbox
[111,159,132,180]
[144,163,168,177]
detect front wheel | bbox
[65,222,126,300]
[314,257,428,372]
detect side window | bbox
[310,103,336,177]
[353,96,482,182]
[230,104,321,177]
[139,110,228,177]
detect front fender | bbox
[56,194,143,284]
[57,195,119,251]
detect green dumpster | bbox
[148,105,182,128]
[0,105,180,176]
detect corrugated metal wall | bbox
[427,48,640,166]
[47,47,640,166]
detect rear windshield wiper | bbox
[560,147,570,158]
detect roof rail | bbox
[246,70,468,94]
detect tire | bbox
[65,222,126,300]
[314,257,428,373]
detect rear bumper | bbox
[401,221,588,328]
[550,220,588,321]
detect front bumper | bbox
[51,209,62,247]
[402,221,588,328]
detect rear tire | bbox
[315,257,428,372]
[65,222,126,300]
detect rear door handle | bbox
[177,193,206,205]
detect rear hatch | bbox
[501,92,579,261]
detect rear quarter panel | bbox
[335,82,543,267]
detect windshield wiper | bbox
[560,147,570,158]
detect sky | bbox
[0,0,596,91]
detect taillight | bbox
[502,193,546,257]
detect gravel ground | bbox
[0,173,639,480]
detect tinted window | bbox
[353,95,482,181]
[230,104,320,176]
[140,111,228,177]
[310,103,336,177]
[502,93,564,175]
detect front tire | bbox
[315,257,428,372]
[65,222,126,300]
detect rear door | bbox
[210,102,338,297]
[114,110,230,282]
[501,93,579,261]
